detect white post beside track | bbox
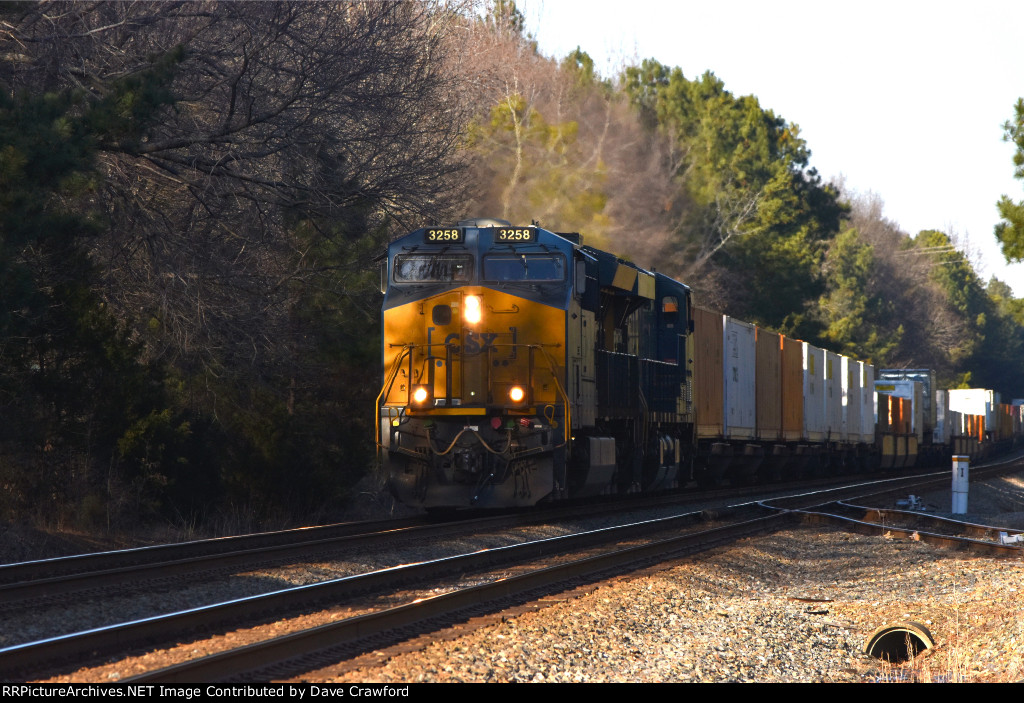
[952,455,970,515]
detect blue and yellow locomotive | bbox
[378,220,1024,510]
[377,218,694,509]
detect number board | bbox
[495,227,536,243]
[425,228,464,243]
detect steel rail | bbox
[761,453,1024,512]
[0,473,965,678]
[9,450,1017,589]
[0,504,742,679]
[794,509,1024,558]
[0,487,778,603]
[140,476,1024,683]
[833,501,1024,542]
[0,467,943,602]
[127,512,795,682]
[0,515,529,603]
[0,516,428,585]
[5,453,1022,680]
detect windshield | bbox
[483,254,565,282]
[394,254,473,282]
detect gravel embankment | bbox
[322,525,1024,683]
[0,500,742,649]
[8,472,1024,682]
[315,473,1024,683]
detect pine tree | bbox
[996,98,1024,261]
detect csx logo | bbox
[427,327,518,356]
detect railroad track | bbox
[134,463,1024,682]
[4,456,1019,683]
[0,468,937,607]
[1,502,766,680]
[0,514,447,586]
[797,502,1024,556]
[5,455,1022,682]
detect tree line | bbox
[1,1,1022,531]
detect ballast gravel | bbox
[313,472,1024,683]
[322,526,1024,683]
[11,471,1024,682]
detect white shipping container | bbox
[841,356,861,442]
[949,410,965,436]
[723,316,756,439]
[948,388,995,432]
[802,342,825,441]
[934,390,950,445]
[824,351,844,441]
[860,362,875,443]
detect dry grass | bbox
[869,556,1024,683]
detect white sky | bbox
[518,0,1024,296]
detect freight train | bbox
[376,219,1024,509]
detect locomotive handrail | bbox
[375,345,413,452]
[382,342,564,408]
[384,342,569,443]
[534,344,571,450]
[378,341,570,458]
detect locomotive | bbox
[376,219,1021,509]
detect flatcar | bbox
[376,219,1021,509]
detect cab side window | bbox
[662,296,678,326]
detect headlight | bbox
[508,385,525,403]
[411,385,431,406]
[464,295,482,324]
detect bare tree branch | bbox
[1,1,472,374]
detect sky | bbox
[518,0,1024,296]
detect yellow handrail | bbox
[374,345,412,452]
[377,342,570,452]
[535,345,571,450]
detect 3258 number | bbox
[426,228,463,242]
[496,227,536,242]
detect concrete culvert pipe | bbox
[864,621,935,663]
